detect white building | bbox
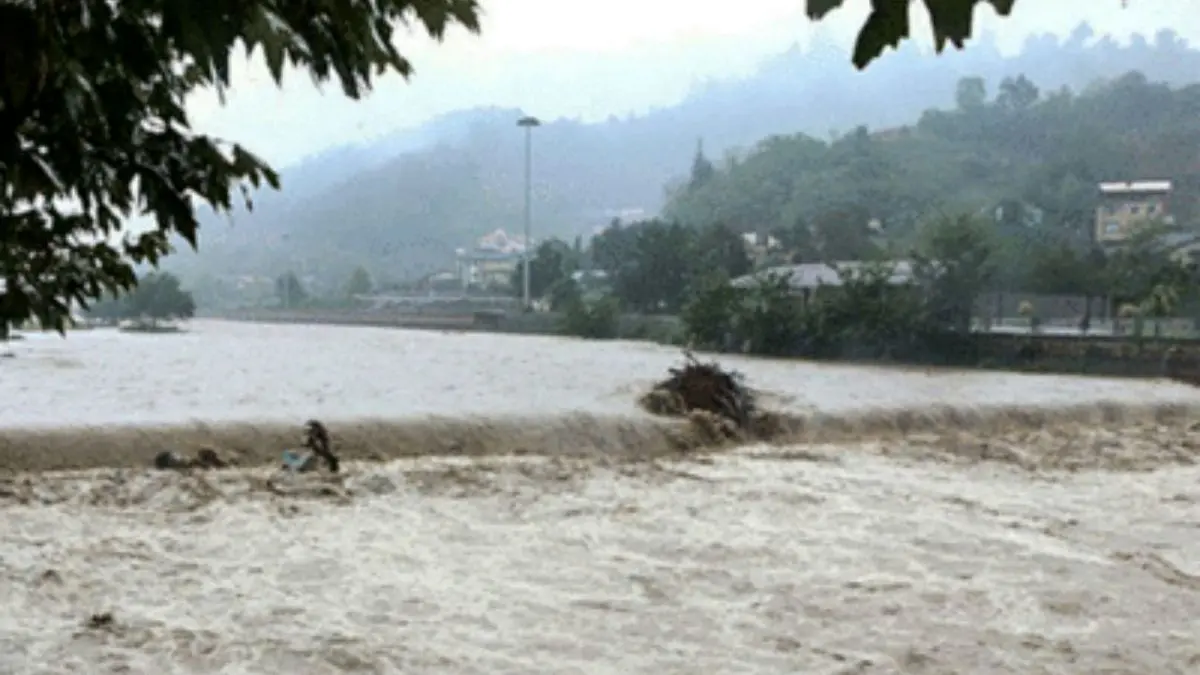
[455,229,529,289]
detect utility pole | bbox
[281,233,292,310]
[517,115,541,310]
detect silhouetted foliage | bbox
[807,0,1016,69]
[0,0,481,333]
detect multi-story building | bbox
[454,229,527,289]
[1094,179,1174,244]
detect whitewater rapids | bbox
[1,321,1198,673]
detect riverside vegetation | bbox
[86,272,196,332]
[476,68,1200,364]
[170,20,1200,287]
[5,0,1197,376]
[510,213,1197,366]
[209,69,1200,365]
[0,0,1171,328]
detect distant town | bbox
[157,173,1187,311]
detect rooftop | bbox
[1098,180,1173,194]
[473,228,527,254]
[1153,231,1200,250]
[456,249,522,261]
[732,261,915,290]
[570,269,609,281]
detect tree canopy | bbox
[0,0,481,333]
[518,221,754,316]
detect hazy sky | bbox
[187,0,1196,167]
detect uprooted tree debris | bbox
[640,351,778,441]
[150,420,341,473]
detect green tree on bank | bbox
[911,213,999,334]
[675,211,1200,358]
[510,240,578,304]
[345,266,374,298]
[276,272,308,308]
[679,213,1000,359]
[508,204,1200,350]
[84,272,196,327]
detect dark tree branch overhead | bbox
[0,0,481,332]
[806,0,1017,69]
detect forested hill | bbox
[168,25,1200,287]
[665,71,1200,252]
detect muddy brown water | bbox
[1,322,1199,673]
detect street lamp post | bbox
[281,234,296,310]
[517,115,541,310]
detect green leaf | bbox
[257,8,292,83]
[923,0,976,52]
[852,5,911,70]
[805,0,846,19]
[815,0,1023,69]
[988,0,1016,15]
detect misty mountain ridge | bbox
[168,23,1200,286]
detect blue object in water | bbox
[281,449,311,471]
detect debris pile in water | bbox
[153,447,233,470]
[640,351,775,441]
[150,420,342,472]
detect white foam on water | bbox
[2,449,1198,674]
[2,321,1199,673]
[3,320,1199,428]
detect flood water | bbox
[1,321,1199,673]
[4,320,1199,427]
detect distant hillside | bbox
[666,71,1199,253]
[167,24,1200,289]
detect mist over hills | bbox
[167,24,1200,289]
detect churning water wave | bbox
[2,321,1199,673]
